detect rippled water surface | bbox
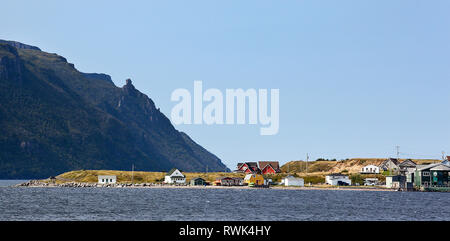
[1,180,449,221]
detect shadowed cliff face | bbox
[0,41,229,179]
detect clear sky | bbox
[1,1,449,169]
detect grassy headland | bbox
[55,170,245,184]
[48,158,442,185]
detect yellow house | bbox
[244,174,265,186]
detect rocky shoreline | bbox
[14,180,395,191]
[16,180,173,188]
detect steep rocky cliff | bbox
[0,40,229,179]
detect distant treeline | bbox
[315,158,338,162]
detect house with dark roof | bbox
[379,158,401,173]
[399,159,417,175]
[259,161,281,175]
[190,177,207,186]
[164,168,186,184]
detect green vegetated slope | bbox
[0,41,229,179]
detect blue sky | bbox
[1,1,449,169]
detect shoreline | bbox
[14,180,395,192]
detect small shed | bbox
[98,175,117,184]
[190,177,206,186]
[283,176,304,187]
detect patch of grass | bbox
[55,170,246,184]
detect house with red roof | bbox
[259,161,281,175]
[235,162,260,174]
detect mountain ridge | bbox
[0,40,230,179]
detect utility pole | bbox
[306,153,309,174]
[131,164,134,184]
[396,146,400,160]
[206,165,208,173]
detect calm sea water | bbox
[1,180,449,221]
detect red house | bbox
[236,162,260,174]
[259,161,281,175]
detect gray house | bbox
[190,177,207,186]
[399,159,417,175]
[379,158,400,174]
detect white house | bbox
[98,175,117,184]
[360,165,380,174]
[282,176,304,187]
[164,168,186,184]
[325,173,351,186]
